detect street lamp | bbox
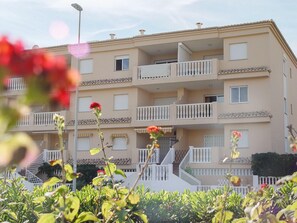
[71,2,83,192]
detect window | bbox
[80,59,93,74]
[230,86,248,103]
[229,43,247,60]
[78,97,92,112]
[77,137,90,151]
[204,135,224,147]
[205,95,224,103]
[113,137,127,150]
[114,94,128,110]
[232,130,248,148]
[115,56,129,71]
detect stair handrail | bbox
[179,147,201,185]
[161,147,175,165]
[26,151,44,175]
[24,169,43,184]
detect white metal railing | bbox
[136,105,169,121]
[179,150,201,185]
[161,147,175,165]
[176,103,213,119]
[33,111,61,125]
[140,164,172,181]
[191,168,252,176]
[258,176,281,185]
[7,77,26,91]
[43,149,61,162]
[139,148,160,164]
[197,185,250,196]
[16,114,30,126]
[189,146,211,163]
[24,169,43,184]
[138,64,171,80]
[177,60,213,76]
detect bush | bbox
[251,152,297,176]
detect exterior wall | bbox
[221,32,270,70]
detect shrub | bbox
[251,152,297,176]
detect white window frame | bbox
[115,55,129,71]
[114,94,128,110]
[77,137,90,151]
[229,43,247,60]
[80,59,93,74]
[230,86,248,103]
[78,97,92,112]
[112,137,128,150]
[231,130,248,148]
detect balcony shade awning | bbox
[134,126,173,134]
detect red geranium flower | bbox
[90,102,101,110]
[97,169,105,175]
[146,126,161,134]
[261,183,268,189]
[232,131,242,139]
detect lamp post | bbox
[71,2,82,192]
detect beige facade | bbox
[8,20,297,189]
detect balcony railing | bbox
[8,77,26,91]
[189,146,212,163]
[136,59,217,81]
[176,103,213,119]
[177,60,213,76]
[136,105,169,121]
[138,63,171,79]
[136,103,216,122]
[139,148,160,164]
[16,111,66,127]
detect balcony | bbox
[7,77,26,91]
[134,102,218,126]
[14,111,67,131]
[139,148,160,164]
[133,59,219,86]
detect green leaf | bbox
[102,201,113,219]
[2,209,18,221]
[115,169,126,178]
[49,159,62,167]
[42,177,61,188]
[64,196,80,222]
[90,147,102,155]
[104,162,116,176]
[116,199,127,208]
[92,176,104,186]
[134,212,148,223]
[65,164,79,181]
[128,193,140,204]
[74,212,99,223]
[37,213,56,223]
[33,196,46,203]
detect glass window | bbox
[230,43,247,60]
[115,56,129,71]
[114,94,128,110]
[234,130,249,148]
[77,137,90,151]
[113,137,127,150]
[230,86,248,103]
[78,97,92,112]
[80,59,93,74]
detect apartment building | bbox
[8,20,297,191]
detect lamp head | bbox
[71,3,83,11]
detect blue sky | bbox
[0,0,296,56]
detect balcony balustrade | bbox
[135,102,216,124]
[136,59,218,81]
[8,77,26,91]
[139,148,160,164]
[15,111,67,128]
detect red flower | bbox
[90,102,101,110]
[97,169,105,175]
[146,126,161,134]
[232,131,242,139]
[261,183,268,189]
[290,143,297,152]
[51,89,70,108]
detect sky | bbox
[0,0,296,56]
